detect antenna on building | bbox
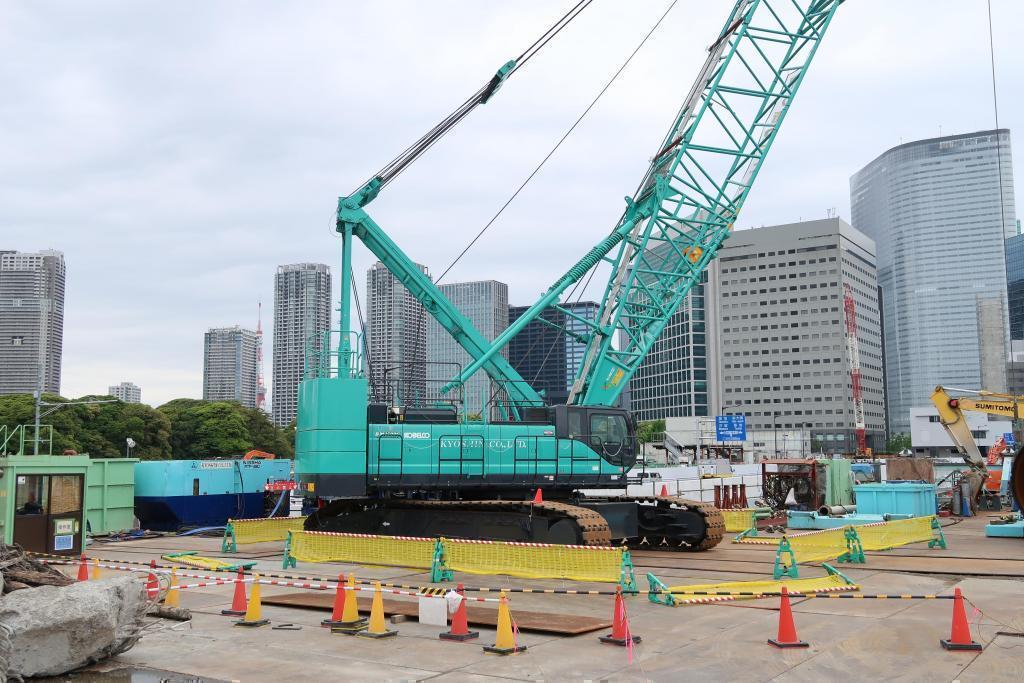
[256,301,267,413]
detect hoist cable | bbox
[350,0,596,195]
[437,0,679,283]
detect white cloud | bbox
[1,0,1020,406]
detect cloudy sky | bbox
[2,0,1021,408]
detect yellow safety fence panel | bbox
[721,509,757,533]
[288,530,436,570]
[442,539,625,583]
[229,516,307,545]
[736,526,849,565]
[664,571,858,607]
[856,515,938,551]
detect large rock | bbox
[0,576,147,679]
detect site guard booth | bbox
[0,452,92,555]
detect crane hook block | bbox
[481,59,517,104]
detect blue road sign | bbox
[716,415,746,442]
[1004,432,1016,445]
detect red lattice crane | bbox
[843,284,867,455]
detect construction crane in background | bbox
[256,302,267,413]
[295,0,846,549]
[843,283,867,455]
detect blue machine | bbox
[134,459,291,531]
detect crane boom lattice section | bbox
[571,0,843,406]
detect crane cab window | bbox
[590,413,627,448]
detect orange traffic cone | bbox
[163,568,180,608]
[322,572,349,628]
[222,568,248,616]
[940,587,983,651]
[768,586,808,648]
[330,573,367,634]
[532,489,543,504]
[77,554,90,582]
[440,583,479,641]
[599,587,641,646]
[90,562,101,580]
[234,573,270,627]
[659,484,669,497]
[358,581,398,639]
[145,560,159,600]
[483,592,526,655]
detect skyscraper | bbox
[203,326,259,407]
[108,381,142,404]
[272,263,331,426]
[508,301,599,406]
[426,280,508,417]
[628,270,718,423]
[366,261,428,405]
[1006,232,1024,340]
[713,218,887,452]
[0,249,65,395]
[851,130,1016,433]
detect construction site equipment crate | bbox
[854,483,936,517]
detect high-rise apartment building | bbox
[366,261,429,405]
[427,280,508,417]
[851,130,1016,433]
[0,250,65,395]
[272,263,331,426]
[629,270,719,423]
[714,218,886,452]
[508,301,599,406]
[108,381,142,404]
[204,326,259,407]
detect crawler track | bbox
[305,497,612,546]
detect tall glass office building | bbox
[851,130,1016,434]
[1006,232,1024,340]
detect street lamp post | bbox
[772,411,779,457]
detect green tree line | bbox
[0,394,294,460]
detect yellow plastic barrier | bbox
[440,538,632,585]
[735,526,850,565]
[721,509,757,533]
[856,515,941,551]
[223,516,307,552]
[649,566,857,607]
[285,530,436,570]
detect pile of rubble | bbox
[0,543,74,593]
[0,544,149,680]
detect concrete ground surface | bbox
[44,516,1024,682]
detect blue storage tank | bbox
[853,482,936,517]
[134,459,291,530]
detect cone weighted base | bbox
[358,628,398,639]
[940,639,982,652]
[234,617,270,628]
[222,608,247,616]
[483,644,528,655]
[768,638,809,649]
[322,618,359,628]
[440,630,480,642]
[330,619,368,635]
[599,634,641,646]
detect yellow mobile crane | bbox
[931,386,1024,536]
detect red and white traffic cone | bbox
[659,484,669,497]
[940,587,982,651]
[76,554,90,582]
[768,586,808,648]
[221,568,248,616]
[440,583,479,641]
[599,587,641,646]
[532,488,543,504]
